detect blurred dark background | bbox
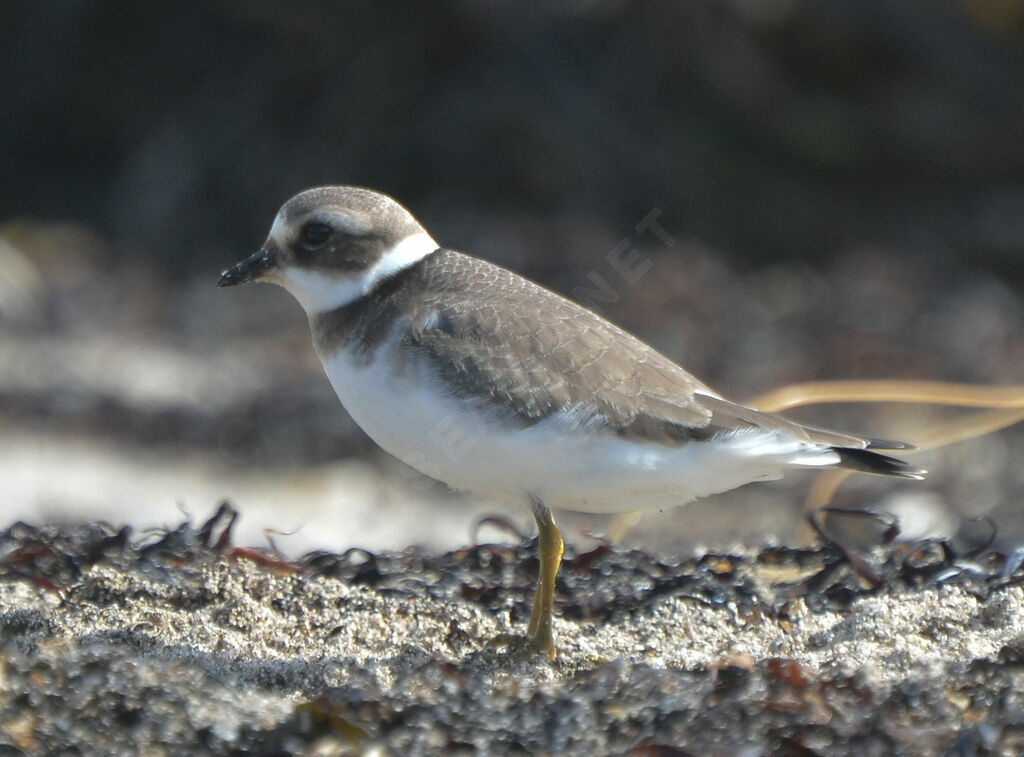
[2,0,1023,553]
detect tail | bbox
[832,443,926,479]
[695,394,927,479]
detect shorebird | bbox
[219,186,923,658]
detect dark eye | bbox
[301,222,332,247]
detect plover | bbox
[219,186,924,658]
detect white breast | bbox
[317,341,838,514]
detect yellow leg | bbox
[525,499,564,659]
[488,499,564,659]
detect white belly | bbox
[318,343,833,514]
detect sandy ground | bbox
[2,507,1024,755]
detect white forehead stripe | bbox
[279,232,438,315]
[268,212,288,248]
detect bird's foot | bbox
[488,629,556,661]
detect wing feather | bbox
[406,250,714,440]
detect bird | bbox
[218,185,924,659]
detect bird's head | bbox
[218,186,438,314]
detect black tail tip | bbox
[835,447,927,480]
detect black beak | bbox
[218,249,274,288]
